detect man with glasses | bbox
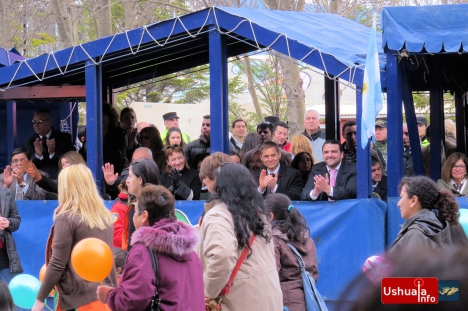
[0,148,48,200]
[185,115,236,169]
[23,109,74,179]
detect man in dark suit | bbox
[254,141,302,200]
[302,139,357,201]
[23,109,74,179]
[372,157,387,202]
[0,148,48,200]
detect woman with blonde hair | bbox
[31,164,116,311]
[290,134,318,163]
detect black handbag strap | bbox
[149,248,161,311]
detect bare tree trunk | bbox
[0,0,13,49]
[124,0,139,30]
[96,0,112,38]
[51,0,74,48]
[243,56,264,120]
[264,0,306,136]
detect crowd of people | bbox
[0,106,467,310]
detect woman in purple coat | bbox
[266,193,319,311]
[97,185,204,311]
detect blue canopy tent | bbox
[382,4,468,243]
[0,7,384,197]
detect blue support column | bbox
[6,100,17,157]
[386,51,403,197]
[401,60,424,176]
[355,88,371,198]
[209,25,229,154]
[85,60,104,193]
[429,56,443,181]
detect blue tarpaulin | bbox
[382,4,468,53]
[14,199,386,307]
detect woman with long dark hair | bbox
[121,158,161,251]
[391,176,468,253]
[119,107,139,162]
[265,193,318,311]
[139,126,165,171]
[164,127,187,150]
[290,151,314,188]
[198,162,282,311]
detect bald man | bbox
[103,147,155,198]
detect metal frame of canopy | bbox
[0,7,382,196]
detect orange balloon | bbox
[39,264,55,296]
[71,238,113,282]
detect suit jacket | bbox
[301,161,357,201]
[0,171,49,200]
[373,176,387,202]
[23,127,74,179]
[254,164,303,200]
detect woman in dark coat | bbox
[265,193,318,311]
[390,176,468,254]
[97,185,204,311]
[160,145,202,200]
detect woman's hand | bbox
[31,300,45,311]
[97,285,113,303]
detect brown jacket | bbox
[37,211,117,309]
[197,200,283,311]
[273,227,318,311]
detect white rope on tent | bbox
[0,7,362,91]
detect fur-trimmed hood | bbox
[131,218,200,258]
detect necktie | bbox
[328,169,337,201]
[453,183,462,193]
[42,136,48,158]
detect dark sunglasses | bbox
[32,119,47,124]
[258,130,270,135]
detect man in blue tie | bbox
[302,140,357,201]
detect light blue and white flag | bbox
[361,16,383,149]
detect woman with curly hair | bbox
[198,162,282,311]
[391,176,468,253]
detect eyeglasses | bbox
[258,130,270,135]
[32,119,48,124]
[140,135,151,140]
[12,158,27,164]
[452,165,466,170]
[202,123,210,127]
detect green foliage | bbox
[29,32,57,54]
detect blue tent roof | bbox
[382,4,468,53]
[0,7,382,91]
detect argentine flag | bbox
[361,18,383,149]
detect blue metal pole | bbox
[208,25,229,154]
[386,50,403,197]
[6,100,17,158]
[85,60,104,193]
[401,61,424,176]
[355,88,371,198]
